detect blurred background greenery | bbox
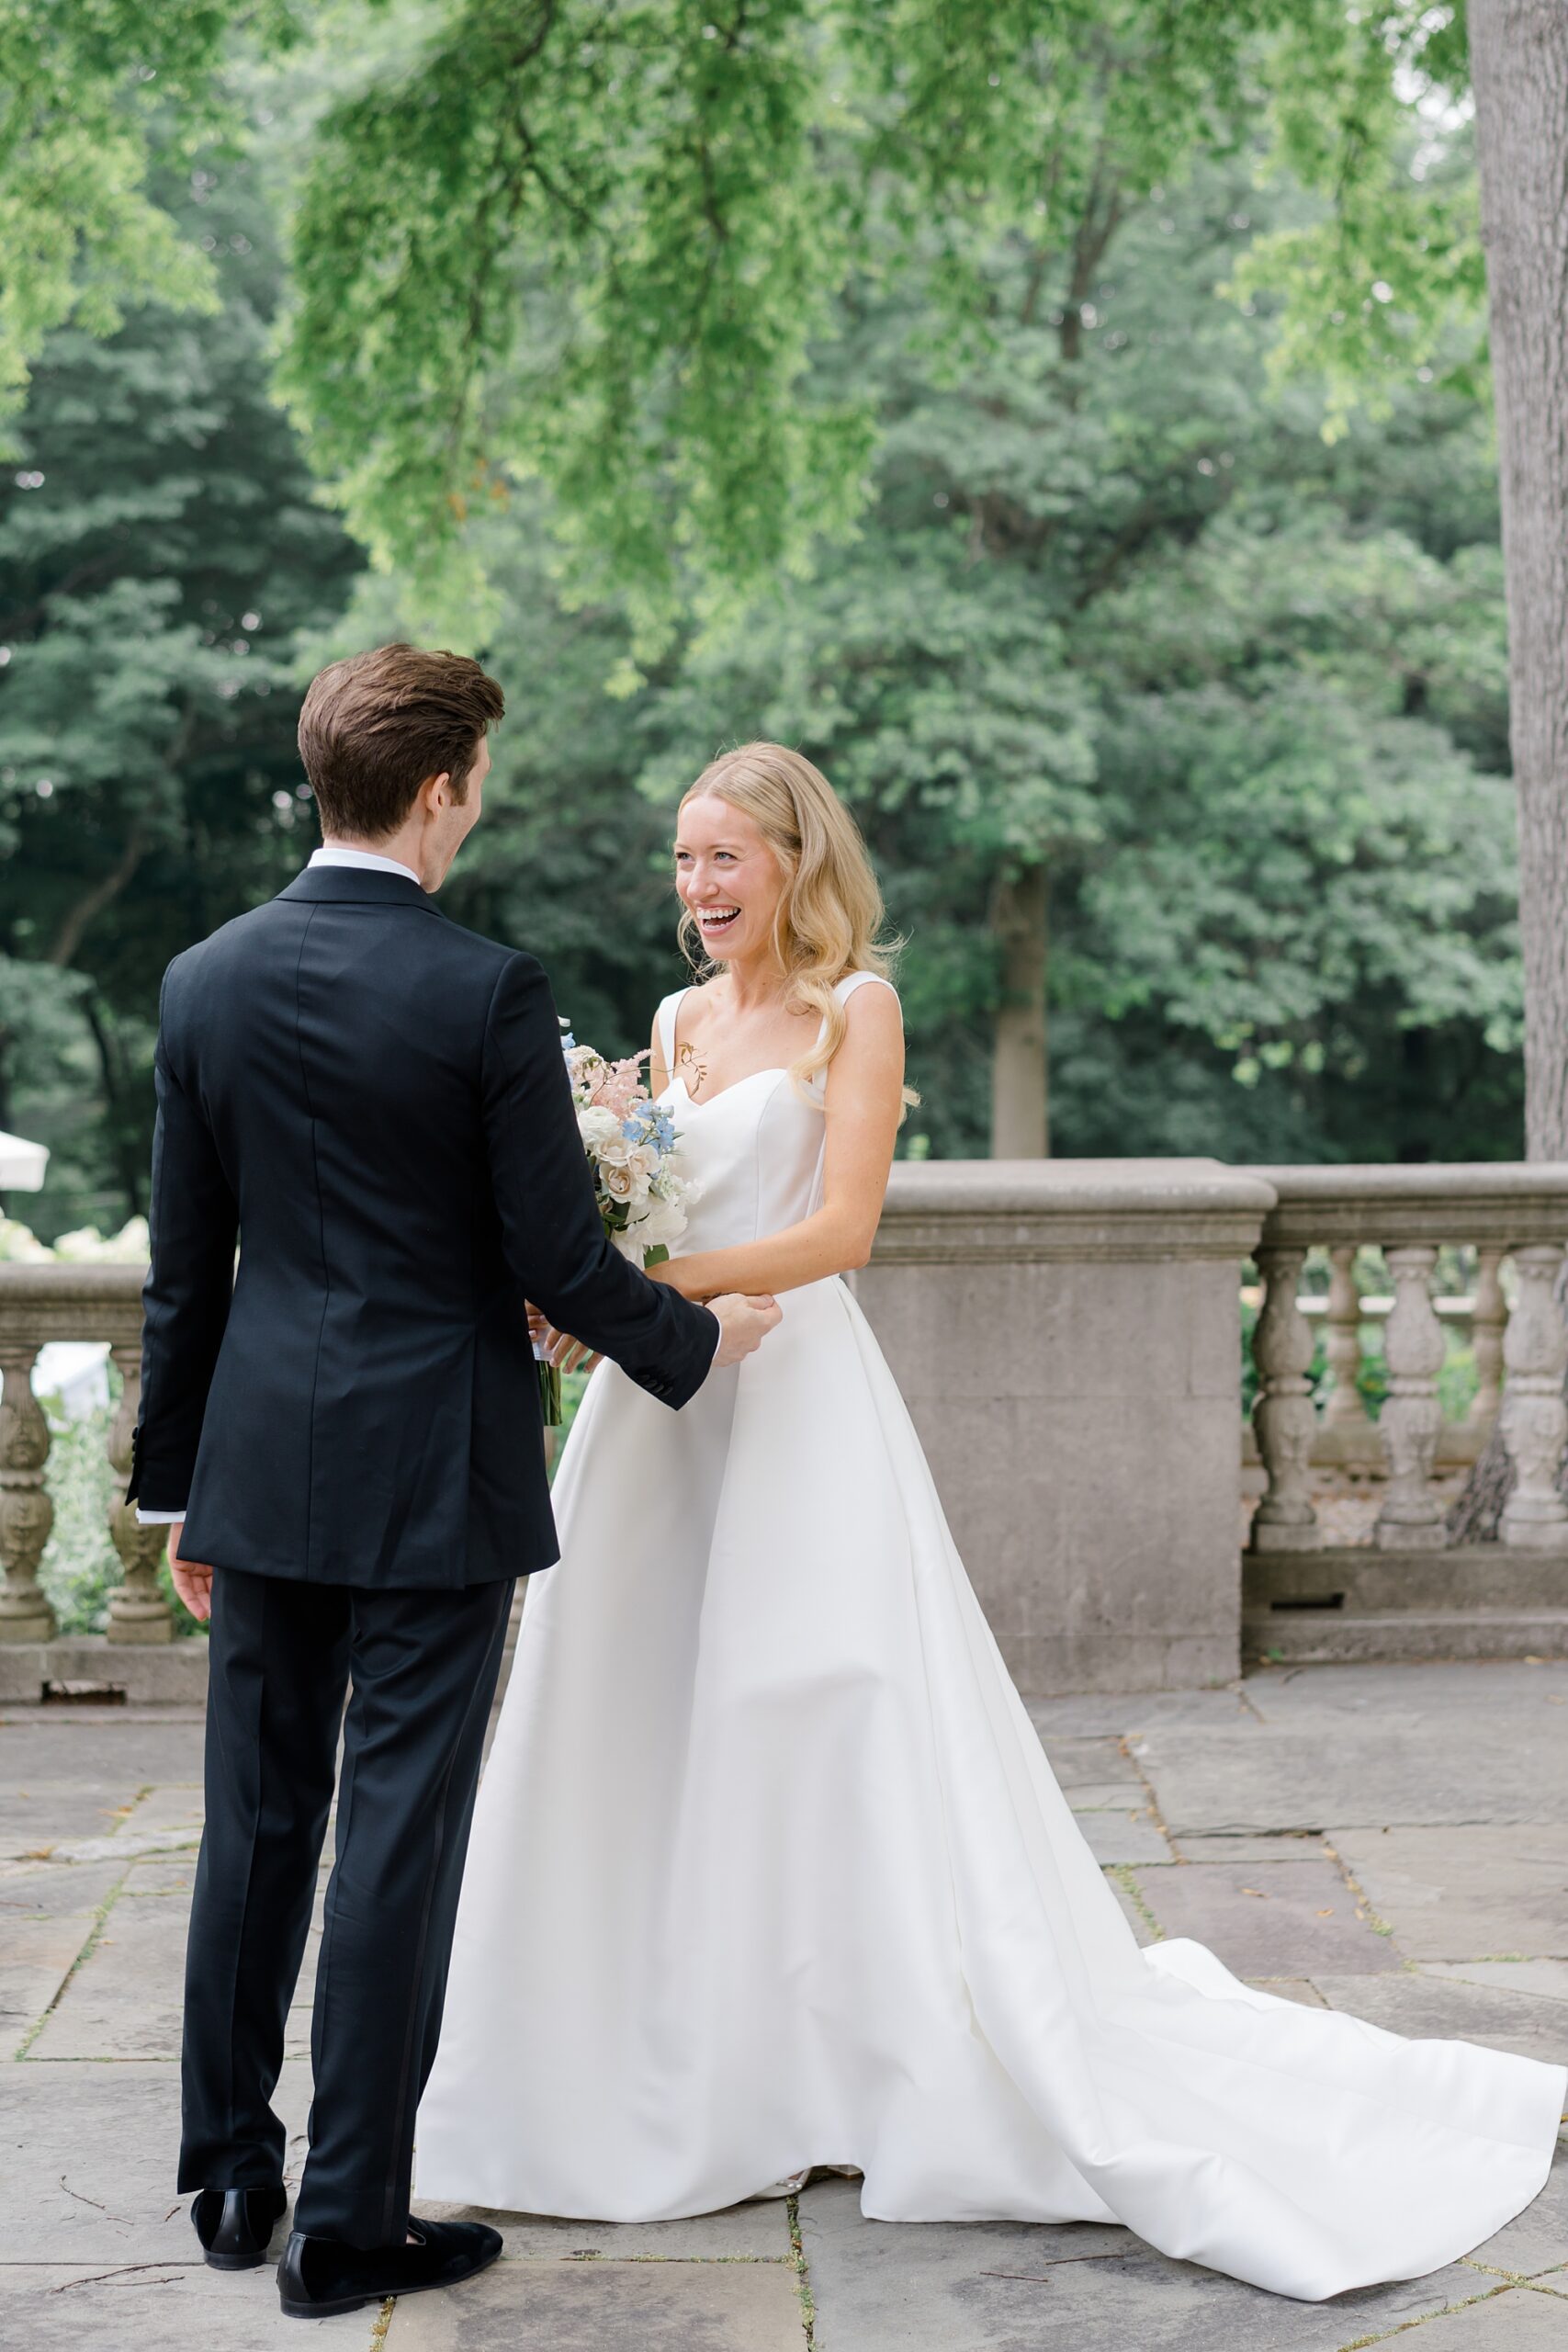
[0,8,1525,1237]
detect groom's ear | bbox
[420,769,455,813]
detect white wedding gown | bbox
[416,974,1565,2301]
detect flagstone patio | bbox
[2,1659,1564,2348]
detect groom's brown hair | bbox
[298,642,505,841]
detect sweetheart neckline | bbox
[666,1068,790,1112]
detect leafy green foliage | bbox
[0,134,360,1232]
[0,0,303,434]
[276,0,874,651]
[0,8,1523,1203]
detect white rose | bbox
[602,1163,636,1202]
[637,1197,686,1249]
[577,1107,622,1151]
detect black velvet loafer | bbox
[191,2183,289,2270]
[276,2217,503,2319]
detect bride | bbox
[415,743,1563,2302]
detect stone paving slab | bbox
[1106,1872,1160,1946]
[1066,1781,1149,1811]
[28,1879,189,2058]
[0,2061,315,2260]
[0,1789,139,1857]
[123,1854,199,1898]
[1041,1737,1144,1788]
[0,1709,206,1772]
[380,2256,806,2348]
[1027,1690,1250,1739]
[794,2177,1481,2352]
[1129,1859,1404,1976]
[1426,1962,1568,2006]
[1391,2286,1568,2344]
[1,1907,106,2049]
[1076,1811,1173,1866]
[1326,1828,1568,1961]
[1133,1719,1568,1835]
[1173,1834,1330,1865]
[6,1672,1566,2352]
[1245,1664,1568,1724]
[0,1851,123,1921]
[1311,1974,1568,2070]
[130,1784,205,1834]
[1245,1978,1328,2008]
[416,2201,798,2264]
[0,2264,375,2348]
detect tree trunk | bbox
[990,864,1048,1158]
[1447,6,1568,1540]
[1471,1,1568,1159]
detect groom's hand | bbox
[710,1293,782,1369]
[165,1521,214,1623]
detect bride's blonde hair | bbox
[677,741,907,1099]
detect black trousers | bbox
[178,1566,514,2247]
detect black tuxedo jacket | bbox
[129,864,718,1589]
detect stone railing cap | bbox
[1250,1163,1568,1201]
[882,1158,1279,1217]
[0,1260,149,1347]
[0,1261,149,1299]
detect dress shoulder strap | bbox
[654,988,688,1074]
[834,970,900,1010]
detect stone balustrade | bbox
[0,1263,169,1642]
[6,1156,1568,1700]
[1242,1164,1568,1666]
[1246,1166,1568,1555]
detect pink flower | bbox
[588,1054,649,1122]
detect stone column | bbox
[1322,1245,1364,1427]
[1499,1243,1568,1550]
[1249,1246,1320,1551]
[0,1342,57,1641]
[1374,1245,1448,1548]
[1468,1246,1506,1426]
[855,1159,1277,1691]
[104,1340,174,1642]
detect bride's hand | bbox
[536,1321,604,1374]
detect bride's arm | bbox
[649,1007,673,1101]
[651,983,906,1301]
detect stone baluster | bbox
[1373,1245,1447,1548]
[1468,1246,1506,1427]
[0,1340,58,1640]
[1323,1245,1364,1426]
[1248,1245,1320,1551]
[1498,1243,1568,1550]
[105,1340,174,1641]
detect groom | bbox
[129,642,779,2320]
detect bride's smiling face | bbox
[674,795,786,964]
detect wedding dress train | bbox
[415,975,1564,2302]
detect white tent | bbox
[0,1129,49,1190]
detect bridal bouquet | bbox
[536,1028,696,1424]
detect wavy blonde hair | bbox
[677,741,907,1099]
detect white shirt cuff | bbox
[134,1508,184,1524]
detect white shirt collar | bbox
[310,845,423,888]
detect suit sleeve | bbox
[128,978,240,1510]
[481,952,719,1410]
